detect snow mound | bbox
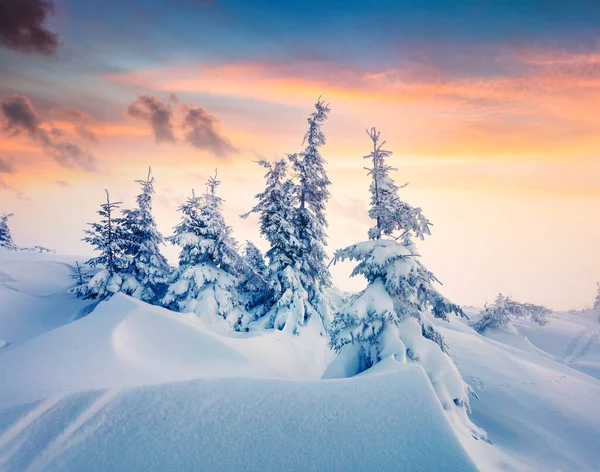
[0,294,274,409]
[0,365,477,472]
[438,316,600,471]
[0,249,88,348]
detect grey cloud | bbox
[0,0,58,55]
[0,158,15,173]
[127,95,176,143]
[182,106,236,158]
[75,124,98,143]
[1,95,99,172]
[1,95,41,136]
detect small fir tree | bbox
[237,241,272,321]
[162,172,241,323]
[74,190,129,300]
[0,213,17,250]
[121,167,171,302]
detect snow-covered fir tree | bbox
[288,98,332,325]
[472,293,551,332]
[236,240,272,319]
[120,168,170,302]
[0,213,17,250]
[74,190,130,300]
[240,158,322,334]
[162,172,241,323]
[326,128,482,438]
[594,282,600,312]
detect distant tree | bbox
[73,190,129,300]
[594,282,600,312]
[327,128,480,435]
[240,158,316,334]
[162,171,241,323]
[472,293,551,333]
[121,167,171,302]
[0,213,17,250]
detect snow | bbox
[0,367,476,472]
[435,314,600,471]
[1,248,600,471]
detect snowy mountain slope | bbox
[0,366,478,472]
[436,317,600,472]
[1,249,600,471]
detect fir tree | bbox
[162,171,241,323]
[288,98,332,323]
[594,282,600,312]
[327,128,480,436]
[75,190,129,300]
[237,241,272,316]
[0,213,17,250]
[121,167,170,302]
[240,159,316,334]
[472,293,551,332]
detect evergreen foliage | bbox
[472,293,551,333]
[121,168,170,302]
[74,190,130,300]
[162,171,241,322]
[0,213,17,250]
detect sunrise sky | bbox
[1,0,599,310]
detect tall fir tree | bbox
[594,282,600,312]
[0,213,16,250]
[162,172,241,323]
[121,167,170,302]
[288,98,332,325]
[75,190,130,300]
[240,159,316,334]
[326,128,483,438]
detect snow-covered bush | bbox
[162,172,241,324]
[326,128,483,438]
[0,213,17,250]
[472,293,551,333]
[120,168,171,302]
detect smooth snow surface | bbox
[1,249,600,471]
[0,367,477,472]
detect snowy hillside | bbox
[1,248,599,471]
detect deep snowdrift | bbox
[0,365,477,471]
[2,248,600,471]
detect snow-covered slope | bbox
[435,316,600,471]
[0,365,477,472]
[1,248,600,471]
[0,249,88,348]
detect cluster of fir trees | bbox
[73,99,490,438]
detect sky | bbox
[1,0,600,310]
